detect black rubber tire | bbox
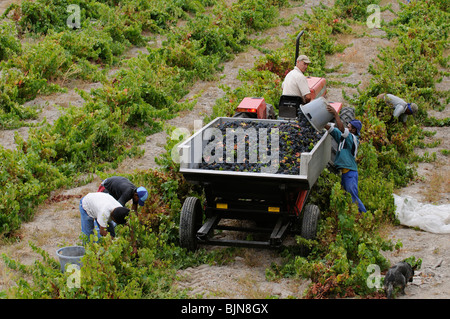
[179,197,203,251]
[300,204,321,256]
[339,106,355,126]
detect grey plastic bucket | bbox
[56,246,85,272]
[300,97,333,131]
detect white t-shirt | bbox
[81,192,122,227]
[281,66,311,97]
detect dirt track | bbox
[1,0,449,299]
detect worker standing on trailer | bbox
[282,55,312,103]
[98,176,148,212]
[376,93,418,124]
[325,105,367,213]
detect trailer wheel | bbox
[339,106,355,126]
[300,204,321,256]
[179,197,203,251]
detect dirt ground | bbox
[0,0,449,299]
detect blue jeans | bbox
[341,170,367,213]
[79,198,116,243]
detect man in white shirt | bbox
[79,192,130,241]
[282,55,312,103]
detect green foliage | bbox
[231,0,282,31]
[0,61,63,128]
[403,255,422,270]
[0,0,216,126]
[1,0,443,299]
[0,0,287,237]
[357,1,448,111]
[1,225,184,298]
[298,4,350,76]
[295,0,447,298]
[0,20,21,61]
[0,143,70,235]
[287,169,396,297]
[205,1,444,298]
[13,37,73,80]
[346,0,448,189]
[334,0,382,21]
[1,169,225,298]
[52,26,123,65]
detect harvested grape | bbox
[199,111,324,175]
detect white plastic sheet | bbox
[394,194,450,234]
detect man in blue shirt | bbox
[325,105,367,213]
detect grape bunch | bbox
[198,111,324,175]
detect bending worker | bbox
[325,105,367,213]
[376,93,418,124]
[281,55,312,103]
[98,176,148,212]
[79,192,130,241]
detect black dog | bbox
[384,261,415,299]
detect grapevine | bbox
[0,0,447,300]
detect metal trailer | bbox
[177,117,331,251]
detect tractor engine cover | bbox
[236,97,267,119]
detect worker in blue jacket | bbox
[325,105,367,213]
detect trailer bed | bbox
[178,117,331,190]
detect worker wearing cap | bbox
[98,176,148,212]
[325,105,367,213]
[376,93,418,124]
[282,55,312,103]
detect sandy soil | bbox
[1,0,448,299]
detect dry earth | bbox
[0,0,449,299]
